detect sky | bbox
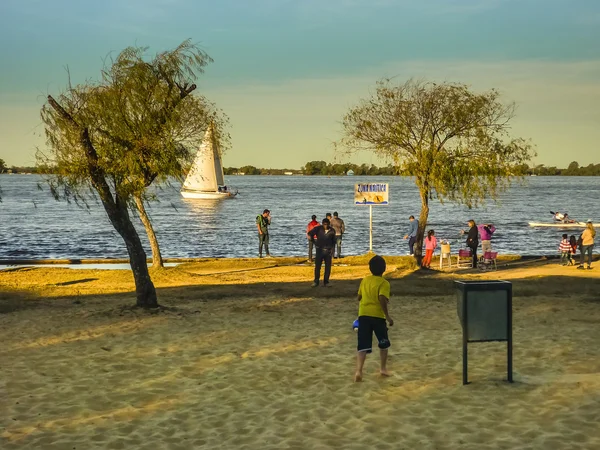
[1,0,599,169]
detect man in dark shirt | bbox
[465,220,479,268]
[307,218,336,287]
[306,215,319,262]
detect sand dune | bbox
[1,260,600,449]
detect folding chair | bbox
[439,243,452,269]
[456,249,473,268]
[481,251,498,270]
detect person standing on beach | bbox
[422,230,437,269]
[569,235,578,265]
[355,255,393,382]
[307,218,336,287]
[330,212,346,259]
[256,209,271,258]
[477,223,496,253]
[306,215,319,262]
[465,220,479,268]
[403,216,419,255]
[578,220,596,270]
[559,234,571,266]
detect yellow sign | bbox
[354,183,389,205]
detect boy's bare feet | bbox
[354,372,363,382]
[380,369,391,377]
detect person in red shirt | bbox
[558,234,571,266]
[306,215,319,262]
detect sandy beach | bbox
[1,257,600,449]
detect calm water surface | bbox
[0,175,598,259]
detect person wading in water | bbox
[308,218,336,287]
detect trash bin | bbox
[454,280,513,384]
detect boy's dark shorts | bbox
[357,316,390,353]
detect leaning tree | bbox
[338,79,534,264]
[87,42,230,268]
[39,40,227,307]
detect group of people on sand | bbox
[306,212,345,262]
[558,220,596,269]
[256,209,346,287]
[403,215,496,269]
[258,209,502,277]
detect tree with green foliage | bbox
[564,161,579,176]
[302,161,328,175]
[88,42,228,269]
[337,79,534,264]
[238,165,261,175]
[39,40,227,307]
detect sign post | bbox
[369,205,373,252]
[354,183,389,253]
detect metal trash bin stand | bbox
[455,280,513,385]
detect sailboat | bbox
[181,124,238,200]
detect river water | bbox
[0,175,598,260]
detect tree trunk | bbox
[134,195,164,268]
[106,199,158,308]
[414,189,430,267]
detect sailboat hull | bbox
[181,189,237,200]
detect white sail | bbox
[214,137,225,186]
[182,125,220,192]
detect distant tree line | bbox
[223,165,290,175]
[222,160,600,176]
[519,161,600,176]
[0,164,41,174]
[224,161,398,176]
[4,160,600,176]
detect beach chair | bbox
[481,251,498,270]
[439,242,452,269]
[456,249,472,268]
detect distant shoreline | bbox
[3,173,600,177]
[0,254,588,267]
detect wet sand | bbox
[1,258,599,449]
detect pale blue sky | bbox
[1,0,599,168]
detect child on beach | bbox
[354,255,394,382]
[422,230,437,268]
[559,234,571,266]
[569,235,577,265]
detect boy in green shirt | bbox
[354,255,394,382]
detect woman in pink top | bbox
[422,230,438,269]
